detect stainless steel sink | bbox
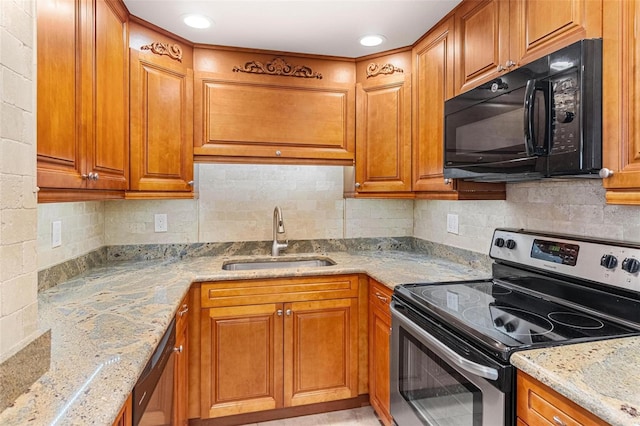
[222,257,335,271]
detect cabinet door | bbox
[354,69,412,195]
[455,0,510,94]
[412,17,455,193]
[283,298,359,407]
[89,0,129,190]
[193,50,355,165]
[368,281,393,426]
[601,0,640,203]
[413,17,505,199]
[201,304,283,418]
[510,0,602,67]
[129,49,194,194]
[174,297,189,426]
[36,0,85,189]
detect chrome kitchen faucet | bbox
[272,206,288,256]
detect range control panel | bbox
[490,229,640,293]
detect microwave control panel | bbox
[551,75,579,155]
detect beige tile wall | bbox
[198,164,346,242]
[37,202,105,270]
[414,179,640,253]
[76,164,413,249]
[38,168,640,269]
[0,0,39,359]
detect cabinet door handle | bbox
[375,292,388,303]
[505,59,516,69]
[285,309,292,316]
[552,415,566,426]
[277,309,283,316]
[497,64,505,72]
[187,180,194,186]
[178,304,189,316]
[174,345,183,353]
[599,168,614,178]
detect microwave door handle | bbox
[523,79,537,157]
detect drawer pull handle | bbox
[178,304,189,316]
[552,415,566,426]
[375,292,388,303]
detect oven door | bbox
[390,302,513,426]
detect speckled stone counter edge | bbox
[38,237,493,291]
[0,330,51,412]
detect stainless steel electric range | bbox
[390,228,640,426]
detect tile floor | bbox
[239,406,382,426]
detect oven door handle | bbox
[391,305,499,381]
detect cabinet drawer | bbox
[517,371,608,426]
[201,275,359,308]
[369,280,392,316]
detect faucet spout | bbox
[272,206,288,256]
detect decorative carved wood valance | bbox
[366,63,404,78]
[233,57,323,79]
[141,42,183,62]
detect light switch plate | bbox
[446,213,459,234]
[154,214,168,233]
[52,220,62,248]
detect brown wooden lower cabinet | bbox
[112,393,132,426]
[517,370,608,426]
[199,275,360,421]
[368,279,393,426]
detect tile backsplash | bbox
[37,166,640,272]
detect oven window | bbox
[399,329,482,426]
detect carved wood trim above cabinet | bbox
[233,57,323,79]
[366,63,404,78]
[141,42,183,62]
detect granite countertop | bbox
[1,249,639,426]
[511,338,640,426]
[0,250,486,426]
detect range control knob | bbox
[494,238,505,247]
[600,254,618,270]
[506,239,517,249]
[504,322,517,333]
[493,318,505,328]
[622,258,640,274]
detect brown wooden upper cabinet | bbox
[353,51,413,197]
[601,0,640,204]
[127,21,195,199]
[455,0,602,95]
[193,48,355,165]
[37,0,129,202]
[412,16,505,200]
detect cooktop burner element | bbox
[547,312,604,330]
[393,229,640,362]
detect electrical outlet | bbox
[52,220,62,248]
[154,214,168,233]
[446,213,459,235]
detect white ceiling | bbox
[122,0,462,58]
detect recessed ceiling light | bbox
[359,35,386,47]
[183,14,212,29]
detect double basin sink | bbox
[222,256,335,271]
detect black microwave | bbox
[443,39,602,182]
